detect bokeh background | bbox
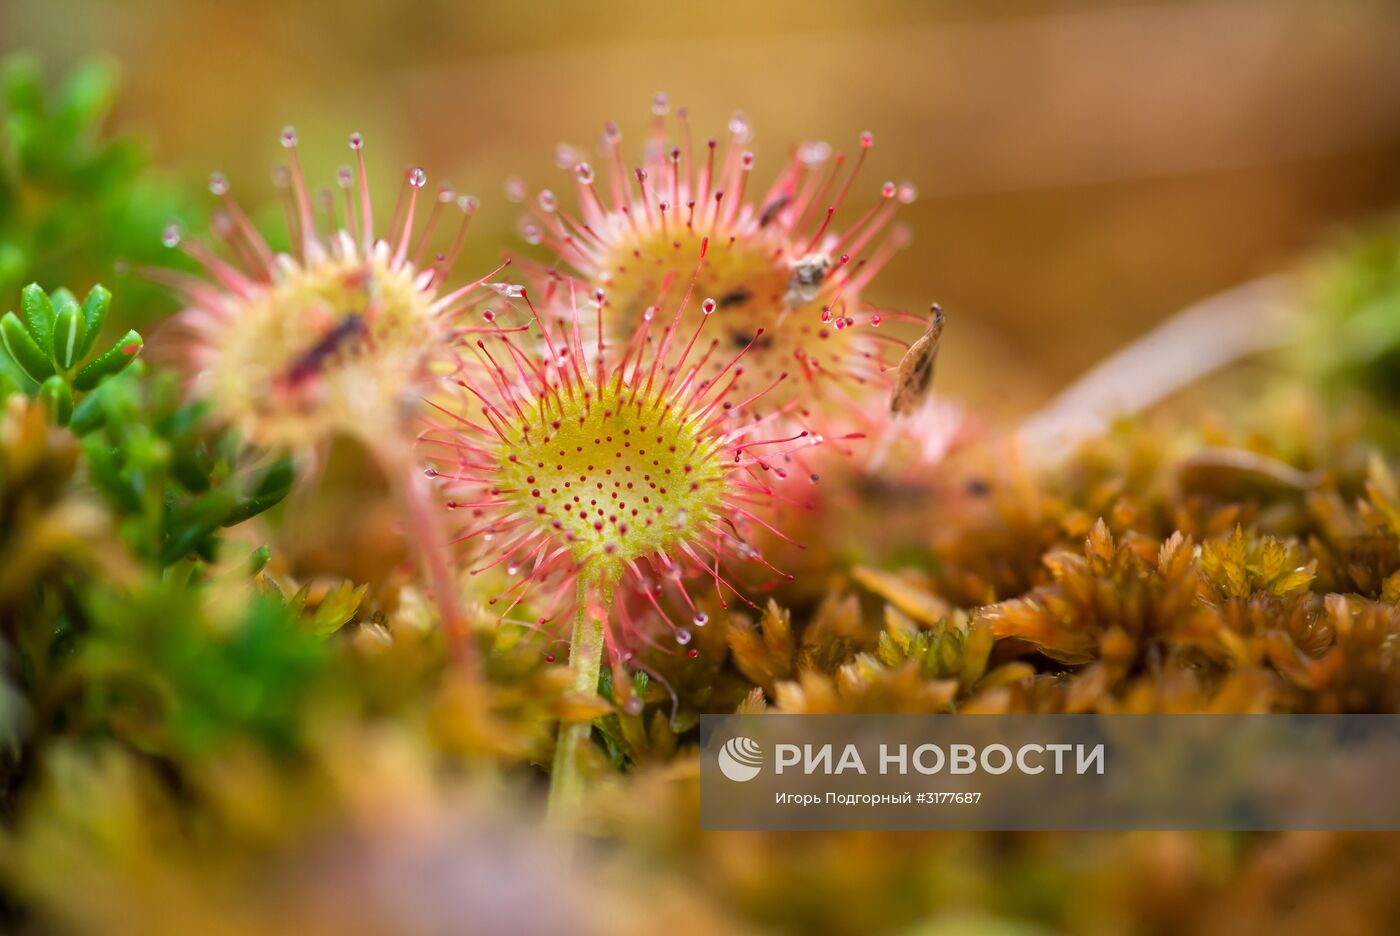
[5,0,1400,419]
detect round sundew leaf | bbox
[497,379,728,577]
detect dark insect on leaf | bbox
[282,314,367,386]
[785,253,831,308]
[717,288,752,309]
[890,303,944,416]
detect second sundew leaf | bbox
[1,312,54,381]
[72,329,142,391]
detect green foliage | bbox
[1301,226,1400,402]
[0,55,189,313]
[0,281,141,423]
[80,580,330,757]
[74,367,294,566]
[0,282,296,799]
[0,360,299,779]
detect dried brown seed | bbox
[890,303,944,415]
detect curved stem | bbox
[548,574,609,821]
[366,432,472,669]
[1017,274,1296,453]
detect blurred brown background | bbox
[5,0,1400,419]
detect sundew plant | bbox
[2,16,1400,934]
[426,262,860,811]
[519,100,919,439]
[161,128,500,663]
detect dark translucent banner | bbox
[699,715,1400,831]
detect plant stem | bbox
[369,434,473,670]
[548,575,607,821]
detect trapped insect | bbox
[890,303,944,415]
[282,313,369,386]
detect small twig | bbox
[1018,274,1298,454]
